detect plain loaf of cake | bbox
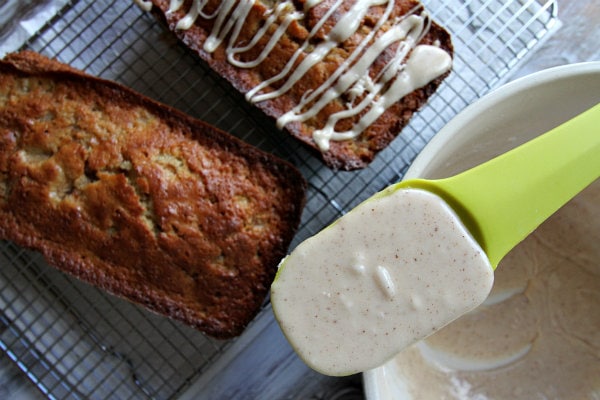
[0,50,306,338]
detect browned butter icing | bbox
[387,180,600,399]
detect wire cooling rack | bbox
[1,0,558,399]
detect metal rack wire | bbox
[1,0,558,398]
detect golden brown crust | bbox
[147,0,453,170]
[0,50,306,338]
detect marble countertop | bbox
[0,0,598,399]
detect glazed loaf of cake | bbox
[0,51,306,338]
[136,0,454,170]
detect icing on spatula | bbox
[271,103,600,376]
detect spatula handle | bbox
[437,102,600,268]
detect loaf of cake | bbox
[0,51,306,338]
[136,0,454,170]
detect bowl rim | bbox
[404,61,600,181]
[363,60,600,400]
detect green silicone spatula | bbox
[393,101,600,269]
[271,102,599,377]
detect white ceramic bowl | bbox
[364,62,600,399]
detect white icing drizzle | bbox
[227,4,303,68]
[244,0,344,102]
[168,0,185,14]
[314,44,452,150]
[174,0,222,29]
[277,0,399,126]
[167,0,452,151]
[133,0,153,12]
[303,0,326,11]
[204,0,251,53]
